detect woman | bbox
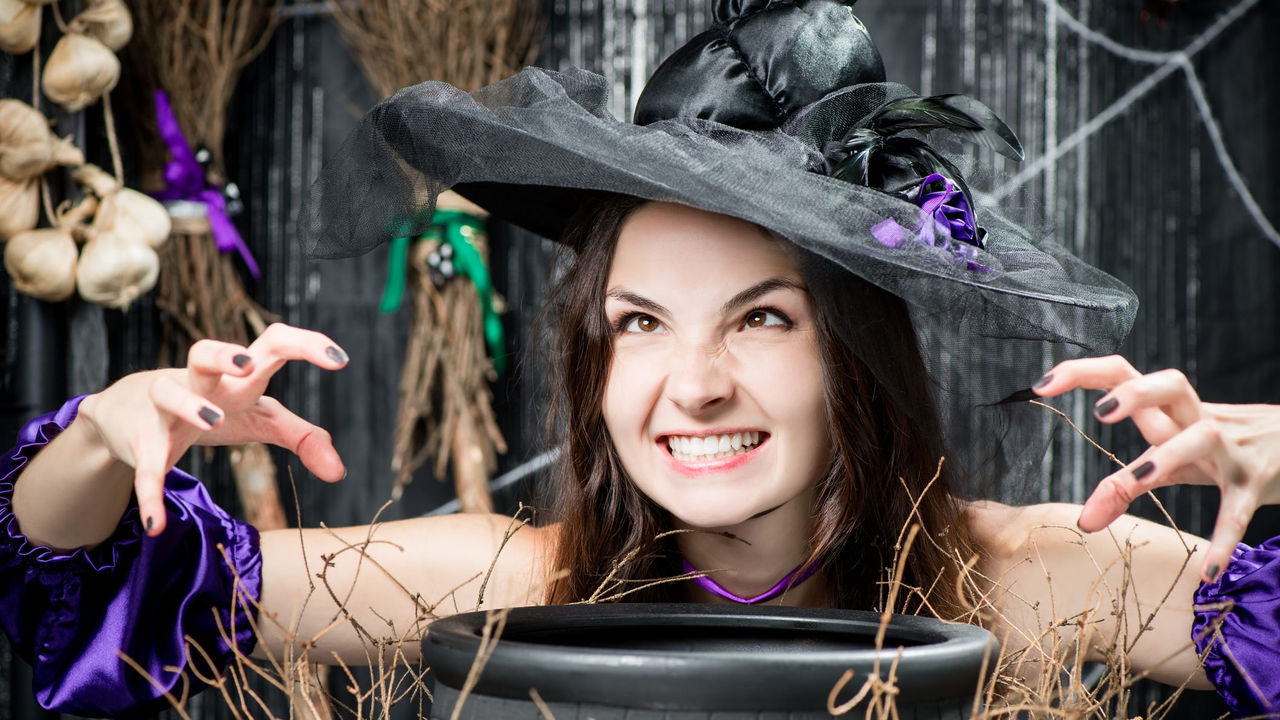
[4,0,1279,716]
[4,196,1276,715]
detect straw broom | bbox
[126,0,283,531]
[329,0,542,511]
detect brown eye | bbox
[743,310,786,329]
[624,314,665,334]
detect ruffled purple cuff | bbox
[1193,538,1280,717]
[0,395,263,717]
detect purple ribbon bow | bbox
[152,90,260,278]
[871,173,988,272]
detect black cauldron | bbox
[423,603,996,719]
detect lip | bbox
[658,429,770,478]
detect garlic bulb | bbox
[0,0,40,55]
[68,0,132,52]
[4,227,78,301]
[0,174,40,240]
[76,230,160,309]
[73,164,172,248]
[0,100,84,180]
[97,189,171,248]
[42,32,121,113]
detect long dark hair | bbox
[539,195,981,619]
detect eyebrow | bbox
[605,277,807,318]
[605,289,670,317]
[718,277,807,315]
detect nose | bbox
[664,340,733,415]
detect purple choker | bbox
[681,557,820,604]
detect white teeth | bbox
[666,431,765,460]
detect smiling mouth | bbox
[663,431,768,462]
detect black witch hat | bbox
[308,0,1136,357]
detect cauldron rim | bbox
[423,603,997,711]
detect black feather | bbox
[827,129,881,185]
[930,94,1023,161]
[864,94,1023,161]
[867,96,984,136]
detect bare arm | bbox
[11,398,136,549]
[254,514,555,666]
[974,502,1211,691]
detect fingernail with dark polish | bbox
[1131,461,1155,481]
[1207,563,1220,582]
[326,346,349,364]
[1033,373,1054,391]
[1094,397,1119,419]
[232,353,251,368]
[198,406,221,428]
[145,516,155,532]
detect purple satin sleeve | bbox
[0,395,263,717]
[1193,537,1280,718]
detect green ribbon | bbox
[379,210,506,376]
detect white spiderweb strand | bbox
[982,0,1279,250]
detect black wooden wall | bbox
[2,1,1277,718]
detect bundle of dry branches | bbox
[129,0,280,165]
[329,0,541,510]
[329,0,542,97]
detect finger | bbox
[233,397,346,482]
[1034,357,1183,445]
[187,339,254,396]
[1077,471,1142,533]
[241,324,349,388]
[149,375,226,432]
[1093,368,1202,431]
[1204,488,1256,583]
[1077,425,1220,531]
[1032,355,1141,396]
[133,431,172,537]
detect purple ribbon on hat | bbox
[871,173,989,272]
[152,90,260,278]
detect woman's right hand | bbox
[77,323,350,536]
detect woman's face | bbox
[602,202,832,530]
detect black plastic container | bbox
[423,603,997,719]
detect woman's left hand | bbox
[1033,355,1280,582]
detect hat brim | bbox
[306,66,1136,354]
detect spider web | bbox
[979,0,1278,249]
